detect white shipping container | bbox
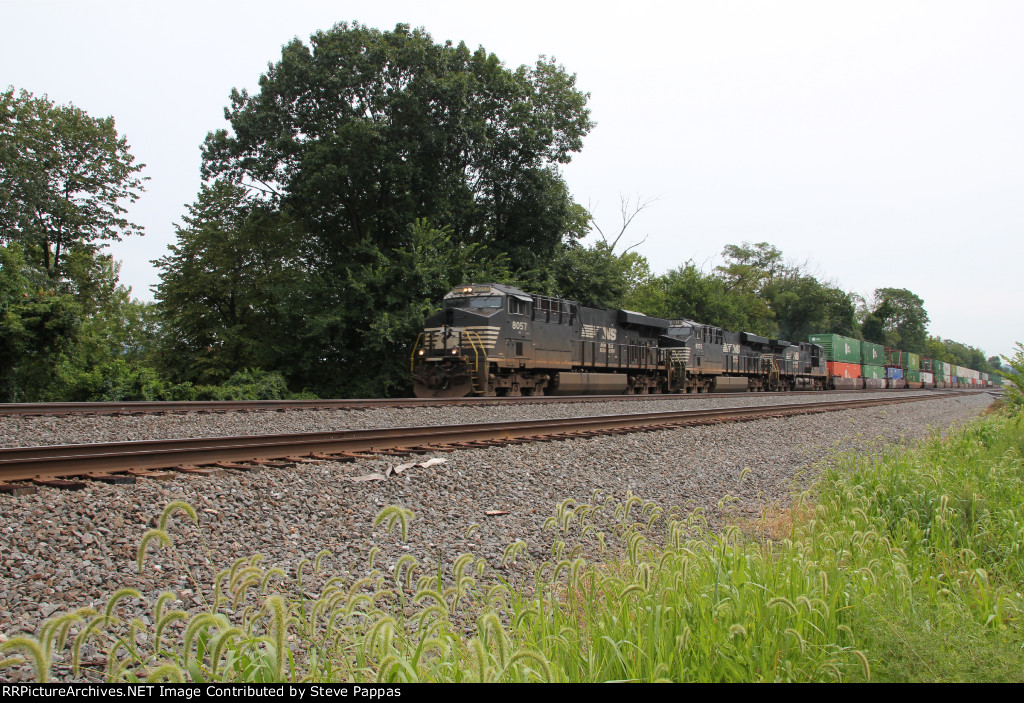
[921,371,934,383]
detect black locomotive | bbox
[410,283,828,397]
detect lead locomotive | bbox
[411,283,828,397]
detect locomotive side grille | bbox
[460,326,501,349]
[422,326,501,350]
[666,348,690,363]
[423,327,443,350]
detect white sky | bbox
[3,0,1022,358]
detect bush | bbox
[190,369,312,401]
[998,342,1024,410]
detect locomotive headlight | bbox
[417,349,426,357]
[450,347,459,355]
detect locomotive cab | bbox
[411,284,527,398]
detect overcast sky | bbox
[4,0,1022,358]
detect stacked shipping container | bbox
[860,341,885,388]
[810,334,862,388]
[809,336,991,389]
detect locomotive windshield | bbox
[443,295,504,310]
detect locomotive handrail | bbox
[410,332,426,373]
[460,329,487,394]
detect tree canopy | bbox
[152,181,305,385]
[201,22,592,269]
[862,287,930,353]
[0,87,147,279]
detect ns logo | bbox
[582,325,617,341]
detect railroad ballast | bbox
[410,284,992,398]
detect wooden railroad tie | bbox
[31,477,87,490]
[85,472,135,485]
[173,465,225,477]
[211,461,262,473]
[0,482,38,496]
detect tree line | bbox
[0,23,1004,402]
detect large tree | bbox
[716,241,786,296]
[153,181,305,385]
[0,87,147,279]
[862,287,929,353]
[201,22,592,267]
[762,274,857,341]
[182,22,593,396]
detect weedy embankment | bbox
[3,410,1022,682]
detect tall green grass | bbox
[3,411,1022,682]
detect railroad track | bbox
[0,387,962,417]
[0,392,975,492]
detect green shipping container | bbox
[906,368,921,382]
[861,341,885,365]
[809,334,861,363]
[861,365,885,380]
[903,352,920,370]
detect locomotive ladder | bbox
[762,354,781,390]
[662,349,687,392]
[461,329,488,394]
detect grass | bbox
[3,409,1023,682]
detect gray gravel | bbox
[0,391,995,680]
[0,390,950,447]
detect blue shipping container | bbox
[886,367,904,379]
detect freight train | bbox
[410,284,990,398]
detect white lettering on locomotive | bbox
[582,325,618,341]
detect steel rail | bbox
[0,387,969,417]
[0,393,964,483]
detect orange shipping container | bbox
[827,361,862,378]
